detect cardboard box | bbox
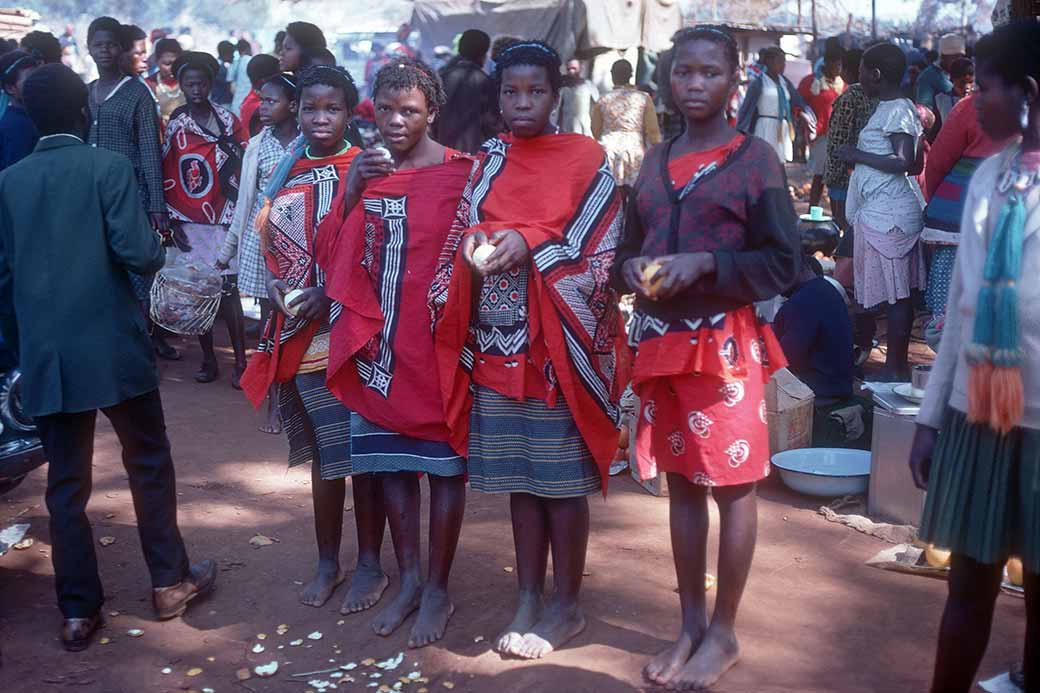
[766,368,815,455]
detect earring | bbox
[1021,100,1030,131]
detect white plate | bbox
[893,383,925,404]
[799,213,833,222]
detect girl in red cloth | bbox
[430,42,627,660]
[162,51,249,387]
[613,27,799,690]
[240,66,390,615]
[319,58,471,649]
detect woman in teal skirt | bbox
[909,22,1040,693]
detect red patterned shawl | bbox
[162,105,247,224]
[240,148,359,408]
[318,157,473,451]
[428,133,630,489]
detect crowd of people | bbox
[0,11,1036,693]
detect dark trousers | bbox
[35,389,190,618]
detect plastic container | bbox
[150,249,223,335]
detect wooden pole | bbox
[811,0,818,42]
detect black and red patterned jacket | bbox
[611,134,800,321]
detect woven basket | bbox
[150,264,223,336]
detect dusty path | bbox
[0,337,1025,692]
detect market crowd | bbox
[0,11,1036,693]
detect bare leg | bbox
[809,175,824,208]
[669,482,756,691]
[883,297,915,382]
[496,492,548,654]
[195,331,218,383]
[372,472,423,636]
[300,461,346,607]
[1024,569,1038,693]
[929,554,1004,693]
[409,474,466,648]
[259,383,282,434]
[341,473,389,614]
[514,496,589,659]
[645,474,709,685]
[219,288,248,388]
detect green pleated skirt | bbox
[919,408,1040,573]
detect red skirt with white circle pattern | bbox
[629,306,786,487]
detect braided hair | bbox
[297,63,359,111]
[372,57,446,113]
[671,26,739,73]
[492,40,563,94]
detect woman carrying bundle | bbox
[161,51,248,387]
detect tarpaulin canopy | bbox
[410,0,586,59]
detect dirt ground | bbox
[0,329,1027,693]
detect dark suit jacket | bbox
[436,57,499,154]
[0,134,165,417]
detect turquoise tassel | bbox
[973,283,996,348]
[972,188,1025,362]
[0,92,8,122]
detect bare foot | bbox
[341,563,389,614]
[299,561,345,607]
[372,575,422,637]
[408,585,455,648]
[511,599,586,660]
[666,626,740,691]
[494,590,543,654]
[644,628,705,686]
[259,396,282,435]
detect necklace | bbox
[305,140,350,160]
[997,149,1040,195]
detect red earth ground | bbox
[0,331,1026,693]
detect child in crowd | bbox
[239,54,280,137]
[219,72,299,433]
[86,16,174,361]
[241,65,389,615]
[279,22,326,74]
[0,49,40,171]
[613,27,798,689]
[736,45,811,163]
[430,41,626,660]
[321,58,471,648]
[145,38,185,127]
[910,21,1040,693]
[837,43,925,382]
[161,51,248,387]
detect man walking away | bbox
[436,29,497,154]
[0,64,216,653]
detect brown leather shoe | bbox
[152,559,217,620]
[61,614,103,652]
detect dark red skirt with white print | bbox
[629,306,786,487]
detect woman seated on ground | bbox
[161,51,249,387]
[430,41,627,660]
[240,65,389,615]
[319,57,473,649]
